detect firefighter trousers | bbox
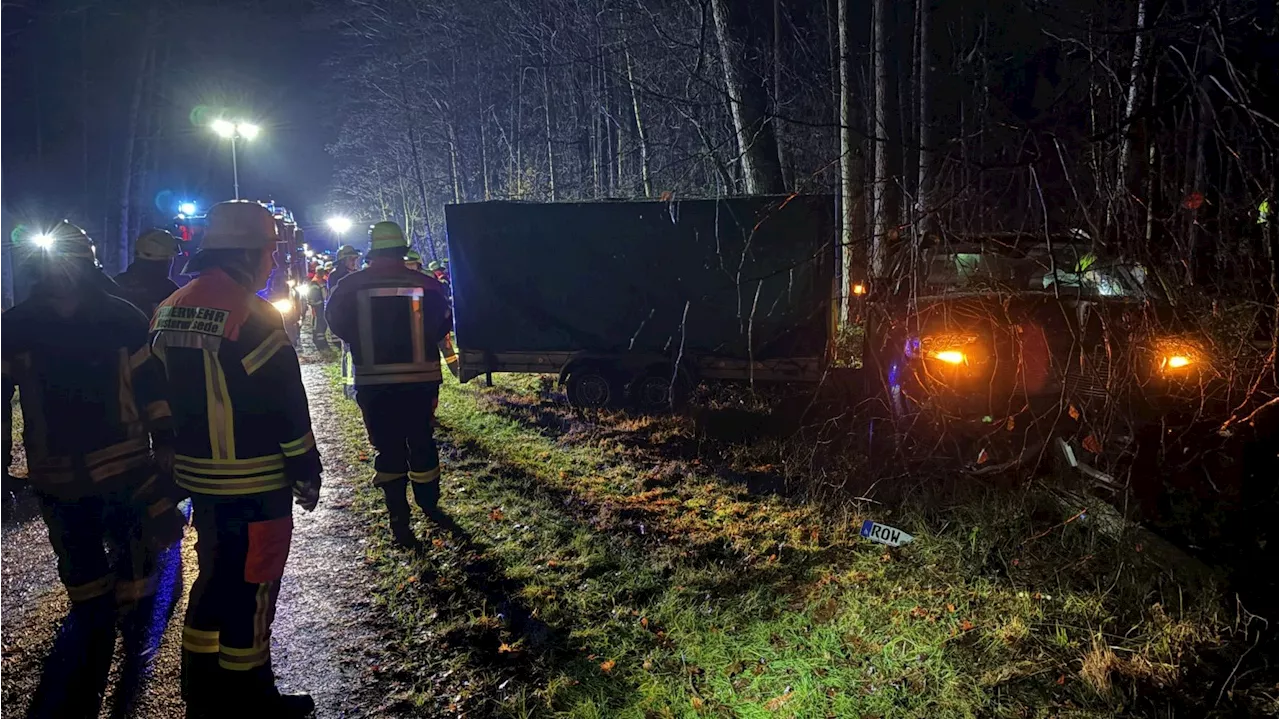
[355,383,442,523]
[38,480,156,607]
[309,302,327,342]
[181,489,293,707]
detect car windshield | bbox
[922,245,1151,299]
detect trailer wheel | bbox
[566,367,621,409]
[630,371,688,413]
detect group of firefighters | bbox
[2,201,454,717]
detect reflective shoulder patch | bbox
[152,305,231,337]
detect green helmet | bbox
[369,221,407,251]
[427,260,442,272]
[404,250,422,263]
[336,244,360,260]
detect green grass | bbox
[325,366,1255,718]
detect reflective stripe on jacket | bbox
[324,257,452,386]
[2,290,173,500]
[151,268,319,497]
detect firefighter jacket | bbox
[325,256,452,386]
[150,268,321,498]
[114,261,180,318]
[327,263,354,293]
[1,285,174,501]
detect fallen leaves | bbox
[489,508,505,522]
[764,688,794,711]
[600,659,616,673]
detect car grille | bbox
[1063,349,1111,400]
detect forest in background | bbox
[321,0,1276,321]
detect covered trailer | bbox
[445,195,835,409]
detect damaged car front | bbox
[865,235,1224,476]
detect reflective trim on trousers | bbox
[354,371,443,385]
[218,643,270,671]
[373,471,408,486]
[116,574,158,603]
[66,573,116,603]
[408,467,441,484]
[182,626,221,654]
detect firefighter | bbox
[114,228,181,317]
[150,201,321,716]
[2,221,177,621]
[329,245,361,396]
[328,244,360,292]
[404,249,424,272]
[307,270,329,347]
[326,221,451,549]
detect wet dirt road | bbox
[1,356,401,718]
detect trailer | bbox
[445,195,835,409]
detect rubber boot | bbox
[381,481,419,549]
[410,479,441,520]
[181,651,223,717]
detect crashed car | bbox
[863,233,1230,474]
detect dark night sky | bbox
[1,0,340,241]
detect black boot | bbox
[410,479,441,519]
[381,481,419,549]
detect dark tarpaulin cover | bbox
[445,195,834,360]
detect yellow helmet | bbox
[198,201,278,251]
[135,228,179,261]
[369,221,407,252]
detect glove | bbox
[286,450,322,512]
[292,477,320,511]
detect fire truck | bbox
[173,201,308,345]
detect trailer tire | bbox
[566,366,622,409]
[629,370,689,414]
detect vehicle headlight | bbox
[272,299,293,315]
[916,333,980,366]
[931,349,968,365]
[1153,339,1203,375]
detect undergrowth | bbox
[324,366,1271,718]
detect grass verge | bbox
[327,366,1270,718]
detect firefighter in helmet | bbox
[3,223,179,655]
[114,228,181,317]
[328,244,360,292]
[404,249,424,273]
[326,221,452,548]
[150,201,322,716]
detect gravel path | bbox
[1,350,399,718]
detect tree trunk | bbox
[480,104,492,200]
[773,0,791,189]
[623,42,653,198]
[117,2,157,272]
[915,0,934,240]
[869,0,891,278]
[447,120,464,204]
[542,66,557,201]
[397,66,436,260]
[710,0,786,195]
[838,0,861,326]
[1117,0,1149,194]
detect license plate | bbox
[860,520,914,547]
